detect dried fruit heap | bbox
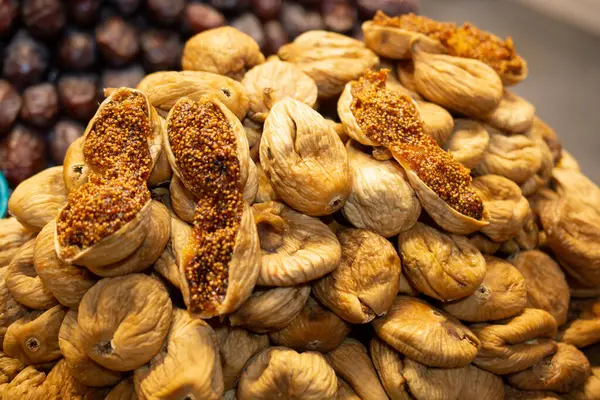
[351,70,484,220]
[373,11,524,77]
[168,98,244,313]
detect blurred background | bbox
[0,0,598,194]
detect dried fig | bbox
[0,218,36,269]
[269,297,350,352]
[526,116,562,164]
[443,119,490,169]
[397,222,486,301]
[499,208,541,254]
[216,325,269,391]
[76,274,172,371]
[475,128,543,184]
[134,309,223,400]
[565,367,600,400]
[105,377,136,400]
[510,250,569,326]
[397,61,419,93]
[254,163,279,203]
[182,26,265,81]
[58,310,123,387]
[165,97,261,318]
[228,285,310,333]
[472,174,530,242]
[336,378,361,400]
[442,255,527,322]
[0,352,24,385]
[8,166,67,232]
[520,137,553,197]
[260,98,350,216]
[278,31,379,98]
[469,233,501,255]
[242,58,318,122]
[370,337,410,400]
[556,149,580,172]
[3,305,67,365]
[313,228,401,324]
[416,100,454,145]
[470,308,558,374]
[379,60,421,100]
[252,201,341,286]
[504,386,561,400]
[136,70,250,120]
[486,90,535,134]
[237,347,338,400]
[62,136,88,194]
[0,267,29,349]
[168,176,195,223]
[6,239,57,310]
[372,295,480,368]
[557,297,600,348]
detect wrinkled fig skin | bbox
[242,58,318,122]
[519,137,553,197]
[33,220,97,309]
[342,141,421,237]
[468,233,501,255]
[76,274,173,372]
[313,228,401,324]
[557,150,580,172]
[237,347,338,400]
[269,297,350,353]
[59,310,123,387]
[136,70,250,120]
[228,285,311,333]
[442,256,527,322]
[3,305,67,365]
[416,100,454,145]
[412,44,503,118]
[182,27,265,81]
[470,308,559,374]
[403,358,505,400]
[62,136,89,194]
[362,21,445,60]
[472,174,530,243]
[325,338,390,400]
[0,352,25,385]
[565,367,600,400]
[252,201,341,286]
[134,309,224,400]
[336,378,362,400]
[397,222,486,302]
[370,337,411,400]
[504,385,561,400]
[255,164,280,204]
[216,326,269,391]
[278,31,379,99]
[169,175,195,223]
[8,166,68,232]
[373,296,480,368]
[507,343,591,393]
[486,90,535,134]
[557,297,600,348]
[105,377,137,400]
[0,218,36,269]
[443,119,490,170]
[498,209,541,255]
[6,239,58,310]
[475,129,543,185]
[0,267,29,350]
[380,60,422,100]
[260,98,351,216]
[526,116,562,164]
[510,250,569,326]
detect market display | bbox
[0,8,599,400]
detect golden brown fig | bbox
[58,310,123,387]
[8,167,67,232]
[472,174,530,242]
[168,175,195,223]
[557,297,600,348]
[260,98,350,216]
[486,90,535,134]
[33,220,97,309]
[105,377,137,400]
[526,116,562,164]
[0,218,36,269]
[325,338,389,400]
[228,285,310,333]
[556,149,580,172]
[136,70,250,120]
[182,27,265,81]
[342,141,421,237]
[397,222,486,301]
[443,119,490,169]
[552,168,600,210]
[398,272,419,296]
[76,274,172,371]
[475,128,543,184]
[507,343,590,393]
[397,61,419,93]
[416,100,454,145]
[134,309,223,400]
[3,305,67,365]
[216,325,269,391]
[504,385,561,400]
[278,31,379,98]
[269,297,350,352]
[237,347,338,400]
[379,60,421,100]
[243,117,262,159]
[313,228,401,324]
[0,267,29,349]
[441,256,527,322]
[498,208,541,254]
[254,163,280,204]
[0,352,24,385]
[373,296,480,368]
[370,337,410,400]
[6,239,57,310]
[62,136,88,193]
[565,367,600,400]
[252,201,341,286]
[242,58,318,122]
[326,118,350,145]
[471,308,558,374]
[568,274,600,299]
[468,233,501,255]
[519,136,553,197]
[336,378,361,400]
[510,250,569,326]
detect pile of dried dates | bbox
[0,10,599,400]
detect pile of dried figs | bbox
[0,10,599,400]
